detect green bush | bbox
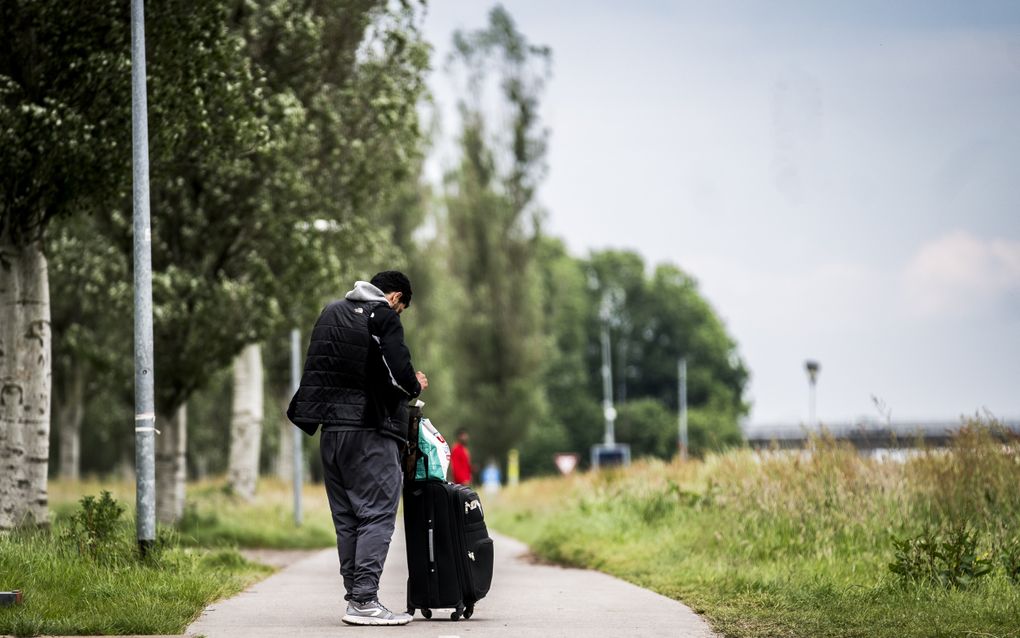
[62,491,125,560]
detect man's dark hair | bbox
[456,427,468,437]
[370,270,413,307]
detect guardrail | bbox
[744,420,1020,450]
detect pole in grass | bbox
[677,357,688,460]
[290,329,303,526]
[131,0,157,555]
[599,297,616,447]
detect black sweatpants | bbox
[320,429,402,602]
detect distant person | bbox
[288,271,428,627]
[450,427,473,485]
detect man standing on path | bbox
[450,427,473,485]
[288,271,427,627]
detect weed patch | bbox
[889,526,993,588]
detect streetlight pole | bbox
[600,300,616,446]
[290,329,303,526]
[677,357,688,460]
[805,360,820,428]
[131,0,156,555]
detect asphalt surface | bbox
[187,526,716,638]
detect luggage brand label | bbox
[464,499,482,515]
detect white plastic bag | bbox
[415,418,451,481]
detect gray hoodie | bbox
[345,280,390,304]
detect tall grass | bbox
[489,418,1020,638]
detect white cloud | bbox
[901,231,1020,318]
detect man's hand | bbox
[416,371,429,391]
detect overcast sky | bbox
[420,1,1020,427]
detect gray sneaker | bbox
[342,599,413,626]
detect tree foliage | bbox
[0,0,131,245]
[44,0,431,419]
[36,2,431,485]
[441,6,551,465]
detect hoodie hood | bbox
[345,280,390,304]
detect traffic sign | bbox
[554,453,579,475]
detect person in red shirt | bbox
[449,428,472,485]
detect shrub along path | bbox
[187,527,716,638]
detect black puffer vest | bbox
[287,298,386,435]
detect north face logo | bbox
[464,499,482,515]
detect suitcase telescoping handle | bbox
[403,399,425,480]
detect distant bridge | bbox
[744,419,1020,450]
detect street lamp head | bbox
[805,359,820,384]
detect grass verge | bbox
[488,421,1020,638]
[0,512,269,636]
[1,476,335,635]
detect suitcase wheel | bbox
[464,605,474,620]
[406,606,414,616]
[450,610,461,621]
[421,608,432,620]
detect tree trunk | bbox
[57,361,85,481]
[155,403,187,525]
[228,343,263,500]
[0,241,52,529]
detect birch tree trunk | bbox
[57,361,85,480]
[0,241,52,529]
[155,403,187,524]
[228,343,263,500]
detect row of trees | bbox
[1,4,748,530]
[1,0,430,528]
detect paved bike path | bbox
[187,527,716,638]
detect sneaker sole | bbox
[341,614,412,626]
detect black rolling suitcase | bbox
[403,481,493,619]
[401,405,493,620]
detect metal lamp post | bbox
[805,360,820,428]
[599,298,616,446]
[131,0,157,555]
[290,329,303,526]
[677,357,688,460]
[590,292,630,469]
